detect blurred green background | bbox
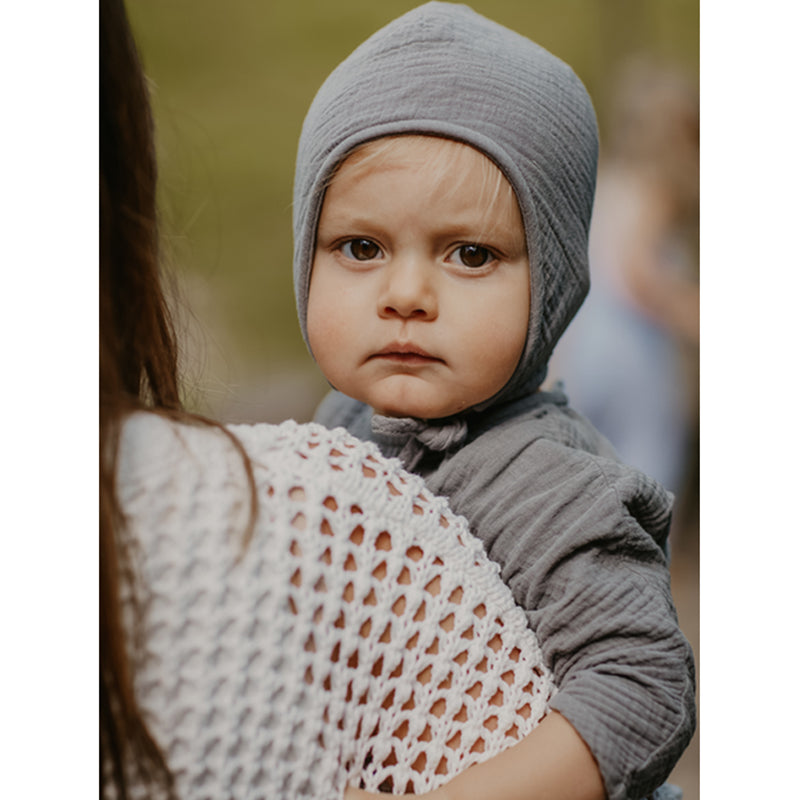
[127,0,698,424]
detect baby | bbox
[292,4,695,799]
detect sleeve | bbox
[429,429,696,800]
[117,416,562,798]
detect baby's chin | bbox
[351,376,479,420]
[368,399,473,421]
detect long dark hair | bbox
[99,0,180,796]
[100,1,258,793]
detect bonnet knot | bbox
[371,415,469,471]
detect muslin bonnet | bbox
[293,1,598,410]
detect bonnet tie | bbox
[371,415,468,471]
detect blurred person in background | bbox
[549,58,699,521]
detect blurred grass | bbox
[126,0,698,422]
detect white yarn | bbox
[116,415,556,798]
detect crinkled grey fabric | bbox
[370,414,468,471]
[293,1,598,405]
[316,389,696,800]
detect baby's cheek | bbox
[307,307,335,373]
[472,330,525,395]
[307,306,353,389]
[306,304,323,356]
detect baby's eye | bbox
[341,238,382,261]
[450,244,495,268]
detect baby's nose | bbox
[378,258,438,320]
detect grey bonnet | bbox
[293,1,598,411]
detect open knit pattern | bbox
[117,415,556,798]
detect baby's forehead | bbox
[341,134,494,172]
[320,134,525,246]
[332,135,516,201]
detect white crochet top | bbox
[117,414,556,798]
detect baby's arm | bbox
[347,711,604,800]
[434,432,695,800]
[344,712,606,800]
[428,712,603,800]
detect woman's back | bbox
[116,414,555,797]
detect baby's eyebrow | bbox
[318,209,379,231]
[438,220,525,248]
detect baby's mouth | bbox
[369,342,444,364]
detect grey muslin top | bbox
[316,388,695,800]
[295,3,696,798]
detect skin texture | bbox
[307,136,530,420]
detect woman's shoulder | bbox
[117,412,385,481]
[115,412,524,629]
[116,412,439,533]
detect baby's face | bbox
[307,135,530,420]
